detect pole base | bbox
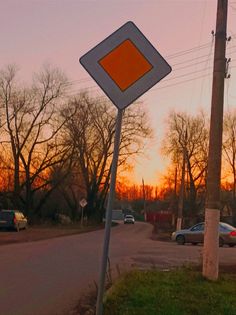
[202,208,220,280]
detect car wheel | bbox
[192,243,198,246]
[219,237,224,247]
[176,235,185,245]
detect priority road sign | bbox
[80,21,172,109]
[79,198,87,208]
[80,21,172,315]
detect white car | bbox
[124,215,135,224]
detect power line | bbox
[66,60,236,96]
[174,57,213,71]
[64,45,236,89]
[66,72,213,97]
[65,53,215,89]
[229,3,236,10]
[64,44,236,95]
[171,47,236,67]
[166,42,212,59]
[66,43,215,87]
[148,73,212,92]
[165,66,213,82]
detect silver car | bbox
[124,215,135,224]
[171,222,236,247]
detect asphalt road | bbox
[1,222,236,315]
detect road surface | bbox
[0,222,235,315]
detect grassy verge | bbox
[104,268,236,315]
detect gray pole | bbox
[80,206,84,227]
[203,0,228,280]
[96,108,123,315]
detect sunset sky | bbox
[1,0,236,185]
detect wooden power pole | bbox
[203,0,228,280]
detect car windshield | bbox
[125,215,133,218]
[188,222,235,232]
[190,223,204,231]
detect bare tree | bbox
[162,111,208,216]
[0,64,73,217]
[223,110,236,205]
[62,93,152,221]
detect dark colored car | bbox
[0,210,28,231]
[171,222,236,247]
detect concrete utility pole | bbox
[203,0,228,280]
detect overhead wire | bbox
[226,30,236,105]
[66,57,236,96]
[66,47,236,91]
[64,39,236,98]
[166,42,212,59]
[147,74,212,92]
[65,42,215,88]
[65,51,236,93]
[188,0,208,107]
[66,72,214,97]
[229,3,236,11]
[64,37,236,89]
[66,61,236,98]
[198,26,215,105]
[174,57,214,71]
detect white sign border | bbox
[80,21,172,109]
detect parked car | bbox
[0,210,28,231]
[171,222,236,247]
[124,214,135,224]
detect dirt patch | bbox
[69,286,97,315]
[151,231,172,241]
[194,263,236,274]
[151,223,173,241]
[0,223,104,246]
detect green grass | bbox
[104,268,236,315]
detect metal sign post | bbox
[96,108,123,315]
[80,206,84,227]
[79,198,87,227]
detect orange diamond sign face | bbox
[99,39,153,91]
[80,21,171,109]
